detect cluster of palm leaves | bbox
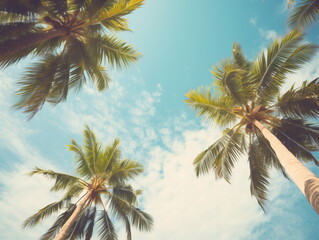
[23,126,153,240]
[186,30,319,211]
[0,0,142,118]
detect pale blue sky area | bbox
[1,0,319,239]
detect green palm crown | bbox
[0,0,143,118]
[22,125,153,239]
[185,30,319,211]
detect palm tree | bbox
[22,126,153,240]
[185,30,319,214]
[286,0,319,30]
[0,0,143,118]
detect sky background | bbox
[1,0,319,239]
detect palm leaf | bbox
[248,136,270,212]
[68,139,94,179]
[110,195,153,232]
[185,87,237,127]
[272,119,319,165]
[86,34,139,69]
[194,125,246,182]
[112,185,138,205]
[288,0,319,30]
[232,43,250,69]
[212,63,253,105]
[22,196,72,228]
[96,138,121,175]
[29,167,85,191]
[97,210,118,240]
[83,125,101,176]
[40,204,76,240]
[108,159,143,184]
[252,30,310,104]
[96,0,144,23]
[276,78,319,119]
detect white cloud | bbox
[258,28,279,41]
[249,17,257,26]
[124,126,281,240]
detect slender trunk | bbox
[54,190,92,240]
[0,28,68,59]
[254,120,319,215]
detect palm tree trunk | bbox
[254,120,319,215]
[53,190,92,240]
[0,28,68,59]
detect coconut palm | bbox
[0,0,143,118]
[185,30,319,214]
[22,126,153,240]
[287,0,319,30]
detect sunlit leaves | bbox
[252,30,317,104]
[185,87,237,127]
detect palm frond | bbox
[83,125,101,176]
[13,54,62,119]
[185,87,237,127]
[41,0,68,18]
[22,196,72,228]
[96,138,121,175]
[0,0,42,17]
[96,0,144,23]
[86,34,139,69]
[68,37,110,91]
[100,17,131,31]
[29,167,85,191]
[67,206,94,239]
[40,204,76,240]
[0,22,37,40]
[68,139,94,179]
[97,210,118,240]
[84,207,97,240]
[288,0,319,30]
[276,78,319,119]
[248,136,270,212]
[212,62,253,105]
[112,185,138,205]
[252,31,314,104]
[194,125,246,182]
[108,159,143,185]
[232,43,250,69]
[272,119,319,165]
[254,131,289,179]
[110,195,153,232]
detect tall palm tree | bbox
[287,0,319,30]
[22,126,153,239]
[185,30,319,214]
[0,0,143,118]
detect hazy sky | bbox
[1,0,319,239]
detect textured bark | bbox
[254,120,319,215]
[0,28,68,59]
[54,190,92,240]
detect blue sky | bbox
[1,0,319,239]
